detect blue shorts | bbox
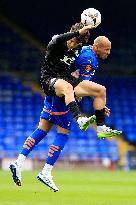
[40,110,73,130]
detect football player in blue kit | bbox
[73,36,121,136]
[9,95,80,192]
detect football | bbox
[81,8,101,28]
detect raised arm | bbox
[53,24,95,44]
[54,31,80,43]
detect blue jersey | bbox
[74,46,99,80]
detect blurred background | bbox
[0,0,136,171]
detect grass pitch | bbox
[1,169,136,205]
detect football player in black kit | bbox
[41,23,96,130]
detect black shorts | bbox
[41,76,82,96]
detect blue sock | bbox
[46,133,69,166]
[20,128,47,156]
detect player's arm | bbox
[71,70,80,78]
[74,52,96,80]
[71,65,92,80]
[54,32,80,43]
[54,25,94,44]
[74,55,97,81]
[78,62,92,81]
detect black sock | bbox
[67,101,81,120]
[95,108,105,126]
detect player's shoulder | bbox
[80,45,94,58]
[81,45,91,52]
[52,34,59,41]
[80,45,93,55]
[47,34,59,47]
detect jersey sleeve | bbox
[79,63,92,80]
[74,56,93,80]
[52,31,80,44]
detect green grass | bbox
[1,170,136,205]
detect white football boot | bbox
[9,162,22,186]
[37,172,59,192]
[97,125,122,138]
[77,115,96,131]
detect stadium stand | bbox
[0,21,42,74]
[2,73,136,164]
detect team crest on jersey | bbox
[60,55,75,66]
[85,64,91,72]
[60,50,79,66]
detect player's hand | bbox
[71,70,79,78]
[79,25,95,35]
[105,106,110,117]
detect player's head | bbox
[92,36,111,59]
[67,22,90,49]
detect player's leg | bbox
[9,119,53,186]
[77,96,96,131]
[74,80,106,108]
[74,80,122,137]
[74,80,106,129]
[37,126,69,192]
[51,78,96,129]
[37,112,71,192]
[54,79,83,120]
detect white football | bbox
[81,8,101,28]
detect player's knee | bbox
[38,119,52,132]
[99,86,106,97]
[55,80,73,96]
[63,83,74,95]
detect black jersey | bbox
[41,31,80,82]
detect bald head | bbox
[93,36,111,47]
[92,36,111,59]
